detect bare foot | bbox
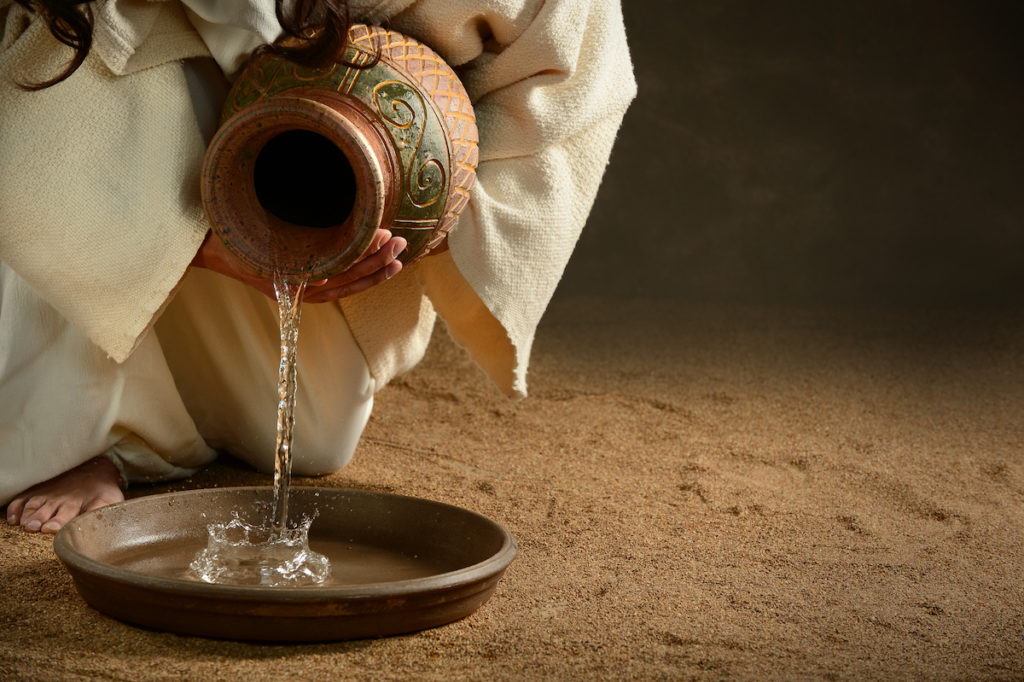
[5,456,124,534]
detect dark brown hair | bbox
[16,0,354,90]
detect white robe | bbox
[0,0,636,503]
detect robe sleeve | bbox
[372,0,637,396]
[0,2,210,362]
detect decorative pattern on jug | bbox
[215,24,478,268]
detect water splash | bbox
[189,515,329,586]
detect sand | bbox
[2,297,1022,680]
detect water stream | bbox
[270,273,306,535]
[190,273,330,586]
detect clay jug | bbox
[200,24,478,279]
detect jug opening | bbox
[253,129,357,229]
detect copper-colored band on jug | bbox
[200,24,479,279]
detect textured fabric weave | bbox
[0,0,636,398]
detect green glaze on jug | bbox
[201,24,478,278]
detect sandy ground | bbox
[2,297,1022,680]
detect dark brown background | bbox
[558,0,1024,307]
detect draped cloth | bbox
[0,0,636,501]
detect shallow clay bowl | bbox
[53,487,516,642]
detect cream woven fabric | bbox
[0,0,634,499]
[0,0,635,398]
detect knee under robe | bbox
[0,0,636,504]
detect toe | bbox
[41,500,85,534]
[6,498,25,525]
[7,456,126,533]
[20,495,46,517]
[20,498,58,533]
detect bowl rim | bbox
[53,486,518,601]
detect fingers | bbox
[305,229,395,291]
[303,235,406,303]
[195,227,408,304]
[302,260,402,303]
[360,229,393,262]
[345,235,407,283]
